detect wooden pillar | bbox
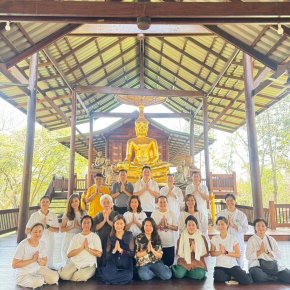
[104,136,108,158]
[268,201,276,230]
[87,114,94,187]
[243,53,264,218]
[68,90,77,198]
[203,96,210,189]
[17,53,38,243]
[189,116,195,165]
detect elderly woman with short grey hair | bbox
[93,194,118,266]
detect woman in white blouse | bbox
[12,223,59,289]
[25,196,59,268]
[178,194,208,236]
[59,215,102,282]
[216,193,248,268]
[151,196,178,267]
[210,216,252,285]
[124,195,147,237]
[246,218,290,284]
[61,194,86,263]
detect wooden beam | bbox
[87,115,94,188]
[243,53,264,219]
[1,2,290,23]
[92,111,192,119]
[68,90,77,197]
[43,48,89,116]
[76,85,204,97]
[6,24,80,68]
[205,25,277,70]
[17,53,38,243]
[189,116,195,163]
[253,61,290,96]
[203,96,210,189]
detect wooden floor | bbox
[1,232,290,290]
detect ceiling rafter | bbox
[205,25,278,70]
[5,24,81,68]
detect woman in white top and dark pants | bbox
[210,216,252,285]
[246,218,290,284]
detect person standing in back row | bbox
[134,166,159,217]
[185,170,209,218]
[111,170,134,215]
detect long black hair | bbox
[141,217,161,245]
[110,214,126,237]
[127,195,142,213]
[184,194,198,212]
[66,193,84,221]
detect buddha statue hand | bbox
[117,160,130,170]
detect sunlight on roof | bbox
[76,103,189,133]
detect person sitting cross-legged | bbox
[135,217,172,281]
[58,215,102,282]
[210,216,252,285]
[246,218,290,284]
[172,215,209,280]
[99,215,135,284]
[12,223,59,289]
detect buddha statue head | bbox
[135,105,149,137]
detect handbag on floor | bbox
[258,236,278,275]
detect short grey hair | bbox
[100,194,113,207]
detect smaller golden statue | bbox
[93,151,106,172]
[117,105,170,183]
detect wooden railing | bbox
[215,201,279,229]
[45,175,87,199]
[210,172,237,199]
[0,206,39,235]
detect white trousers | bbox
[16,266,59,289]
[59,261,96,282]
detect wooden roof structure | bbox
[0,1,289,144]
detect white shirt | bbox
[13,239,47,277]
[185,184,209,217]
[68,232,102,269]
[62,211,84,235]
[26,210,59,267]
[123,211,147,237]
[216,208,248,252]
[211,233,239,268]
[160,185,184,219]
[246,234,285,271]
[178,211,208,236]
[134,179,159,212]
[151,209,178,248]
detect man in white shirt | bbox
[160,174,184,219]
[134,166,159,217]
[185,171,209,217]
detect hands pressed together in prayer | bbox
[112,240,123,254]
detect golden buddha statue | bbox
[117,106,170,183]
